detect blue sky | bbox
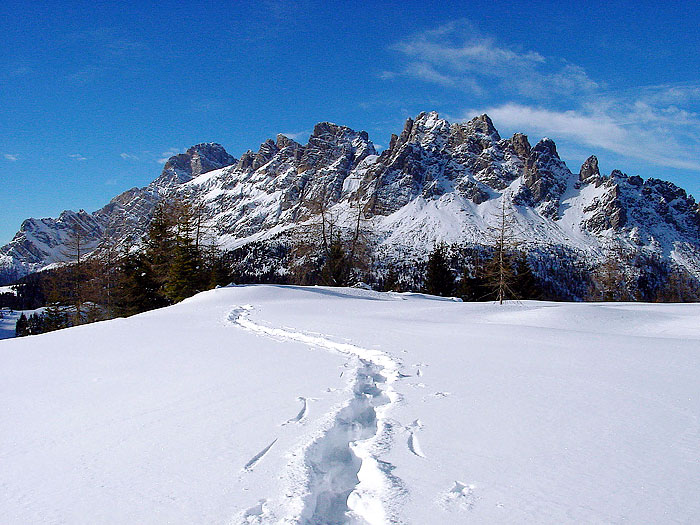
[1,0,699,244]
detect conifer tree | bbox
[114,252,164,316]
[15,313,29,337]
[163,201,205,302]
[425,243,454,296]
[27,313,44,335]
[144,201,177,299]
[164,240,201,303]
[62,223,90,325]
[44,302,67,331]
[457,265,489,301]
[512,252,539,299]
[382,268,400,292]
[590,244,635,301]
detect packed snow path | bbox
[228,305,405,524]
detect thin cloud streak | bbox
[385,20,700,173]
[473,102,700,172]
[385,19,598,100]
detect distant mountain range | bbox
[2,111,699,287]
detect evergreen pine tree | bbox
[382,269,400,292]
[15,313,29,337]
[144,201,177,299]
[512,252,539,299]
[425,243,454,297]
[27,313,44,335]
[320,236,349,286]
[114,253,164,316]
[164,244,197,302]
[44,302,67,331]
[457,266,489,301]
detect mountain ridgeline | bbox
[2,111,699,301]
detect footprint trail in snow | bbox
[227,305,408,524]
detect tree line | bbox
[9,196,700,338]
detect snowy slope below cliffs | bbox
[2,286,700,524]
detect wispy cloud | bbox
[385,20,598,100]
[386,20,700,173]
[120,152,139,160]
[279,130,311,142]
[157,148,181,164]
[3,154,19,162]
[68,153,87,161]
[472,88,700,171]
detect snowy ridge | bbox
[2,112,700,285]
[227,303,404,524]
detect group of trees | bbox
[110,199,232,316]
[11,195,700,337]
[14,306,70,337]
[289,188,370,286]
[422,243,539,302]
[13,198,233,337]
[589,245,700,302]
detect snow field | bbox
[2,285,700,524]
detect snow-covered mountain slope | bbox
[2,113,699,284]
[2,285,700,524]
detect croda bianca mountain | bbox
[2,111,699,295]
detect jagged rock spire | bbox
[579,155,600,183]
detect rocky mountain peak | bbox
[579,155,600,184]
[3,110,700,287]
[252,139,279,170]
[401,111,452,151]
[510,133,531,160]
[154,142,236,189]
[465,114,500,141]
[310,122,368,143]
[276,134,302,150]
[532,138,559,158]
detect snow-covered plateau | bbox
[2,285,700,524]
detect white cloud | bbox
[386,19,598,100]
[472,99,700,172]
[384,21,700,173]
[120,152,138,160]
[3,154,18,161]
[279,131,310,141]
[68,153,87,161]
[157,149,181,164]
